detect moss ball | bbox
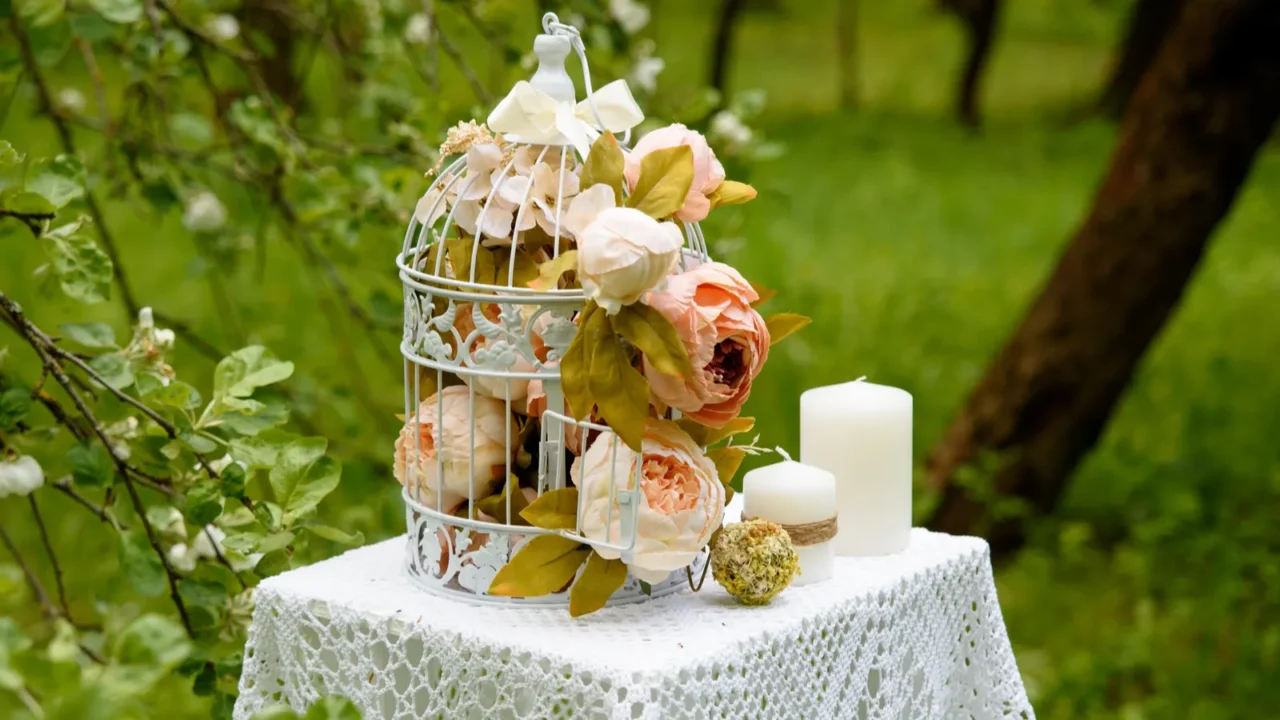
[710,519,800,606]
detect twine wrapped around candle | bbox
[741,514,838,547]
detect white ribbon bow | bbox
[486,79,644,156]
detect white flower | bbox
[710,111,753,151]
[152,506,188,544]
[0,455,44,498]
[610,0,650,35]
[629,56,665,94]
[452,144,518,242]
[168,543,196,573]
[498,161,582,237]
[153,328,175,349]
[576,204,683,315]
[138,306,154,329]
[55,88,86,114]
[404,13,431,45]
[205,14,240,42]
[183,191,228,234]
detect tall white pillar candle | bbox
[800,380,912,556]
[742,460,836,585]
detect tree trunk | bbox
[709,0,747,96]
[926,0,1280,559]
[1097,0,1189,118]
[940,0,1002,127]
[239,3,300,107]
[836,0,859,108]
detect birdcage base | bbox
[403,501,701,607]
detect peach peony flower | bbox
[573,420,724,583]
[644,262,770,428]
[394,386,517,510]
[623,123,725,223]
[576,206,683,315]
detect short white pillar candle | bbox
[800,380,913,556]
[742,459,836,585]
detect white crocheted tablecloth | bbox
[234,530,1034,720]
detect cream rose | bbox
[623,123,725,223]
[576,206,683,315]
[394,386,516,510]
[572,420,724,583]
[644,262,770,428]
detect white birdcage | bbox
[397,14,712,606]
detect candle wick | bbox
[855,375,867,383]
[774,446,793,462]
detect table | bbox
[234,529,1034,720]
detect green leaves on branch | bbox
[26,155,86,209]
[213,347,295,401]
[488,534,590,598]
[88,0,144,24]
[249,696,363,720]
[581,131,625,202]
[445,235,540,288]
[60,322,117,348]
[43,217,113,304]
[626,145,694,220]
[764,313,812,346]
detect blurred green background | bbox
[3,0,1279,717]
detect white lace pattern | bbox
[234,531,1033,719]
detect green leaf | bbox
[304,697,362,720]
[26,154,85,209]
[183,480,223,526]
[87,352,133,390]
[613,303,691,378]
[707,446,747,492]
[0,387,32,433]
[560,302,596,421]
[301,524,364,546]
[681,416,756,447]
[475,474,531,526]
[147,380,202,410]
[254,549,290,578]
[585,312,648,452]
[117,532,166,597]
[210,467,243,504]
[764,313,812,346]
[179,431,218,454]
[112,615,191,669]
[230,429,296,468]
[519,487,579,530]
[707,180,757,209]
[2,190,56,216]
[569,551,628,617]
[269,437,340,515]
[88,0,143,24]
[177,578,228,610]
[580,131,625,202]
[626,145,694,220]
[209,397,289,435]
[526,249,578,291]
[488,534,590,598]
[214,347,294,400]
[59,322,116,348]
[16,0,67,28]
[0,142,24,193]
[170,112,214,147]
[68,440,113,486]
[44,218,113,304]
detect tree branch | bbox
[27,494,72,619]
[0,209,52,238]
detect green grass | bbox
[5,0,1280,716]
